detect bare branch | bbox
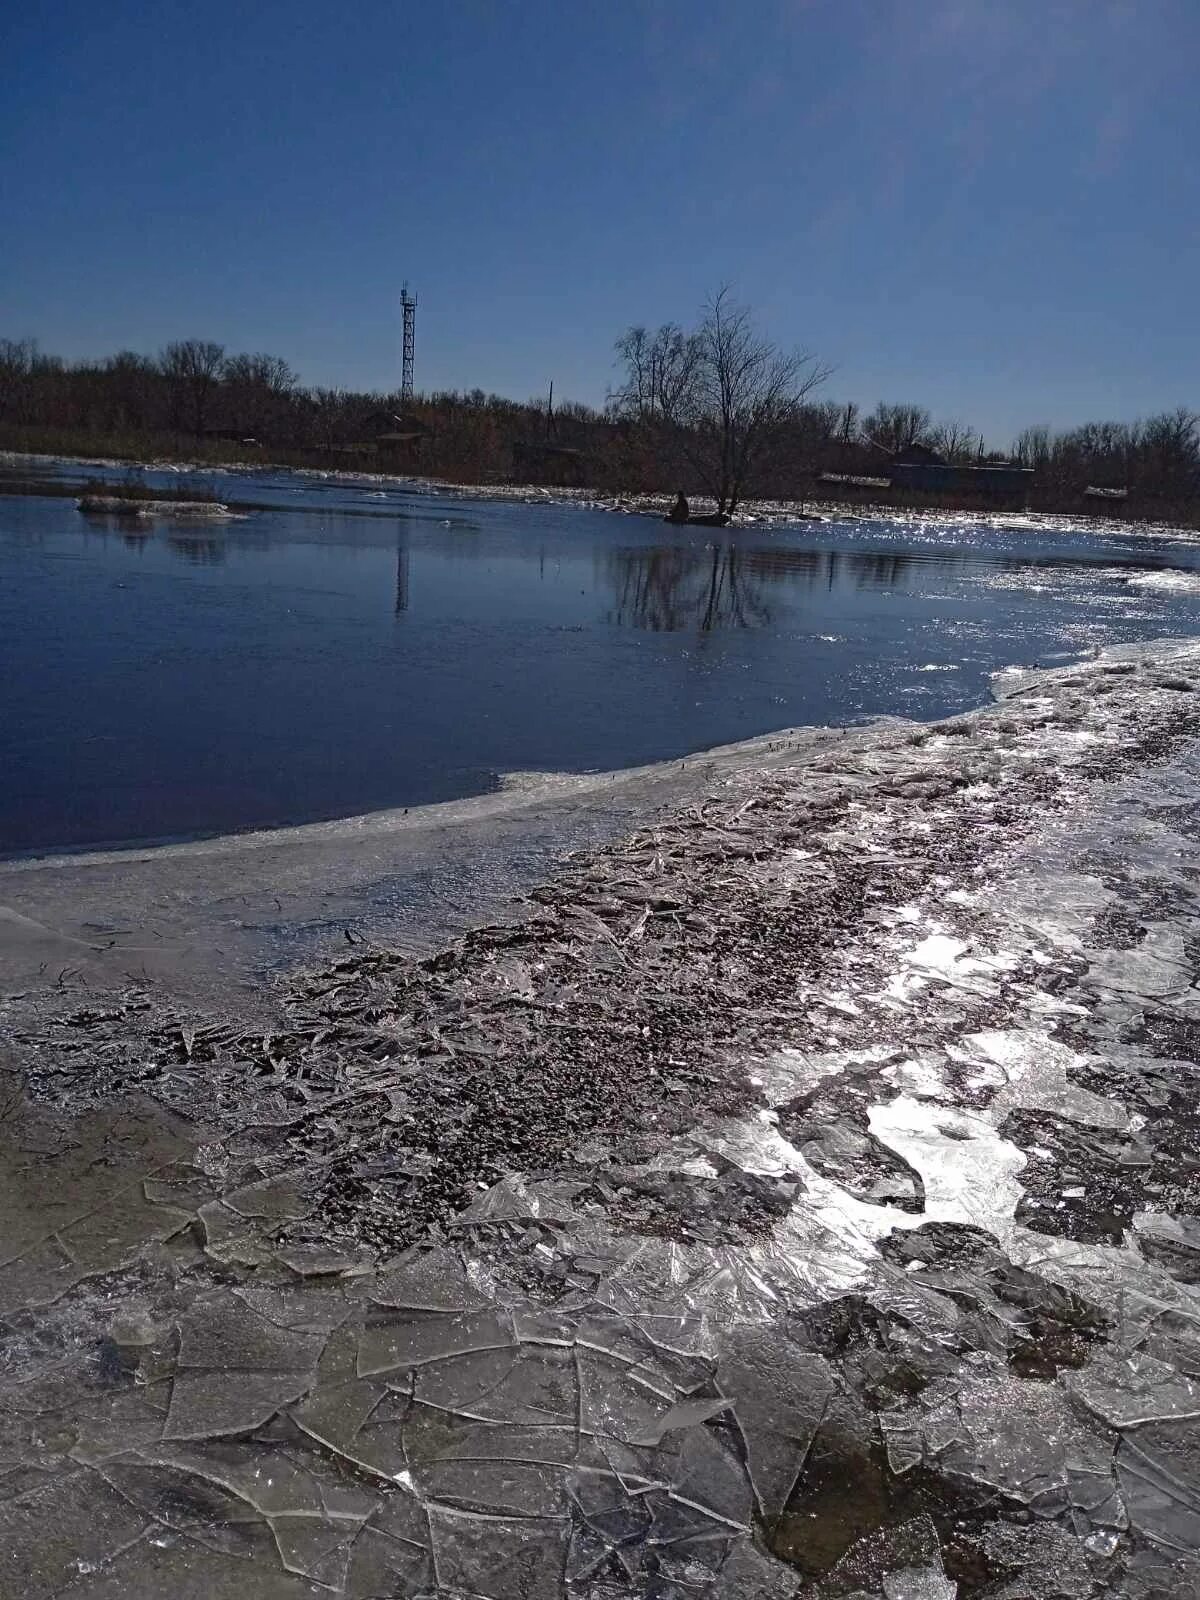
[611,289,830,511]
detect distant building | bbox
[327,410,430,460]
[357,410,429,447]
[892,440,947,467]
[818,442,1034,501]
[889,443,1033,498]
[890,461,1034,495]
[816,472,891,491]
[512,440,589,487]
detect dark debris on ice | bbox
[3,643,1200,1596]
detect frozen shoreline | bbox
[2,640,1200,1595]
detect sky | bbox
[2,0,1197,446]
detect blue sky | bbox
[2,0,1196,445]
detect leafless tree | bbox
[0,339,40,423]
[612,289,830,512]
[223,352,297,436]
[102,351,160,432]
[611,323,699,426]
[1012,424,1052,469]
[929,418,980,463]
[306,387,350,451]
[1139,408,1199,493]
[861,403,932,456]
[160,339,226,434]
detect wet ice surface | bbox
[3,643,1200,1595]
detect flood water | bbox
[2,461,1199,854]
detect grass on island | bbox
[78,474,222,506]
[0,466,226,507]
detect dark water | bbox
[2,463,1199,854]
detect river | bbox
[2,459,1199,855]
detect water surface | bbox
[2,463,1198,854]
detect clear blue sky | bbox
[2,0,1196,446]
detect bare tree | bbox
[1012,424,1052,469]
[929,418,980,463]
[611,323,699,427]
[1139,408,1199,494]
[223,351,297,436]
[102,351,161,432]
[306,387,350,451]
[0,339,41,423]
[160,339,226,434]
[613,289,829,513]
[862,403,932,456]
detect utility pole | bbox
[400,284,417,405]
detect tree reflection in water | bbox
[606,545,770,632]
[166,533,226,565]
[605,543,931,631]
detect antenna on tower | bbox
[400,284,417,404]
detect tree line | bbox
[0,335,606,483]
[2,302,1197,511]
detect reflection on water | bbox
[2,466,1200,853]
[607,545,774,631]
[605,544,999,631]
[604,543,984,631]
[166,533,227,565]
[604,539,1200,631]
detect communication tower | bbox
[400,284,417,404]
